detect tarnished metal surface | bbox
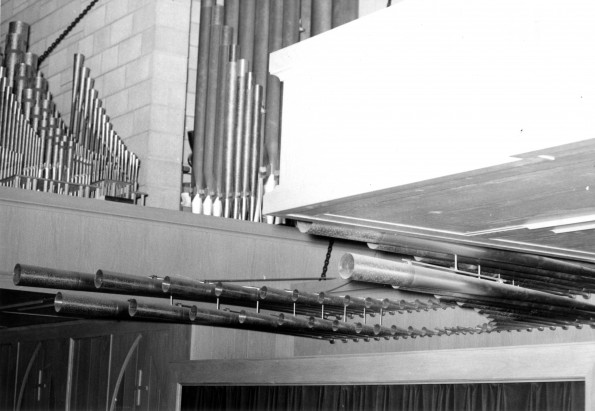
[14,264,96,291]
[95,270,163,297]
[54,292,128,318]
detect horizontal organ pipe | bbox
[14,264,96,290]
[95,269,164,296]
[339,253,595,314]
[298,221,595,275]
[54,292,129,318]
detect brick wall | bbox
[0,0,192,210]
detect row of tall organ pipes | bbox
[190,0,359,220]
[0,20,140,199]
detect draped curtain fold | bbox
[182,381,584,411]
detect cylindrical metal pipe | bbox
[95,269,164,297]
[240,73,255,219]
[128,299,193,323]
[253,0,270,93]
[300,0,312,41]
[249,85,263,221]
[162,276,217,302]
[54,292,129,318]
[282,0,300,47]
[238,0,256,71]
[223,58,239,217]
[377,244,595,288]
[311,0,333,36]
[213,26,234,216]
[224,0,240,43]
[339,253,595,313]
[203,15,224,213]
[232,59,248,218]
[192,0,214,199]
[331,0,359,28]
[264,0,284,185]
[298,221,595,273]
[13,264,96,290]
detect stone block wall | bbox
[0,0,192,209]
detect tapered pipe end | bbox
[128,299,138,317]
[13,264,22,285]
[213,198,222,217]
[296,221,312,233]
[94,270,104,288]
[338,253,355,280]
[162,276,171,293]
[54,292,64,313]
[189,305,198,321]
[192,195,203,214]
[203,196,213,215]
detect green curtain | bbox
[181,381,584,411]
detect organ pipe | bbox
[339,253,595,314]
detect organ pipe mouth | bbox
[215,282,224,297]
[332,320,340,332]
[54,292,64,312]
[13,264,22,285]
[162,276,171,293]
[238,310,247,324]
[259,286,268,300]
[94,270,104,288]
[338,254,355,279]
[317,292,325,304]
[128,299,138,316]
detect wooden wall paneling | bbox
[135,330,164,410]
[0,342,17,410]
[69,335,112,411]
[172,342,595,410]
[108,332,142,411]
[15,338,70,411]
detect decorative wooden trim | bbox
[172,341,595,410]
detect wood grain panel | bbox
[0,342,17,410]
[173,342,595,410]
[70,336,111,411]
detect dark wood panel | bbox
[70,335,111,411]
[16,338,70,411]
[0,342,17,410]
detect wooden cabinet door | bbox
[135,330,169,410]
[108,333,142,411]
[69,335,111,411]
[107,330,171,411]
[15,338,69,411]
[0,342,17,410]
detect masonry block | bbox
[150,105,186,134]
[125,53,152,85]
[101,45,119,73]
[110,14,134,45]
[152,51,187,83]
[147,131,184,163]
[84,3,107,35]
[102,65,127,97]
[155,0,191,30]
[118,33,143,65]
[132,3,156,34]
[106,0,130,23]
[104,89,129,118]
[154,26,189,56]
[128,80,152,111]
